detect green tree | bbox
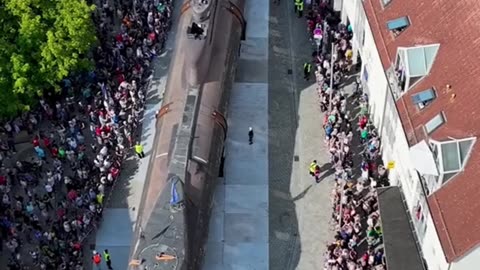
[0,0,96,117]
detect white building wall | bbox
[422,214,450,270]
[361,19,386,131]
[341,1,452,270]
[450,245,480,270]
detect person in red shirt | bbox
[51,145,58,158]
[92,250,102,268]
[115,34,123,43]
[103,124,112,134]
[0,175,6,186]
[32,136,40,148]
[43,136,51,150]
[67,190,78,201]
[314,164,321,183]
[95,126,102,137]
[57,205,65,220]
[148,32,156,42]
[307,20,315,35]
[110,167,120,179]
[71,241,81,251]
[359,115,368,130]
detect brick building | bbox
[340,0,480,269]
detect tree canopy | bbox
[0,0,97,117]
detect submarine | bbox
[128,0,246,269]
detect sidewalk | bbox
[88,5,181,269]
[266,2,348,270]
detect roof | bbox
[363,0,480,263]
[377,187,426,270]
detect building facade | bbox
[340,0,480,269]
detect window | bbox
[442,173,457,185]
[413,189,428,243]
[425,112,445,134]
[363,66,369,82]
[441,142,460,172]
[430,137,477,185]
[387,17,410,36]
[405,45,440,77]
[393,45,440,96]
[430,137,476,187]
[382,0,392,6]
[459,139,474,164]
[415,203,423,221]
[361,29,366,47]
[411,88,436,109]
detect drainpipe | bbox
[328,43,336,112]
[378,84,389,139]
[322,20,329,55]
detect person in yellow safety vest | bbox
[294,0,304,18]
[134,142,145,158]
[303,62,312,81]
[96,193,104,205]
[104,249,113,270]
[309,160,317,176]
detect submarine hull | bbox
[128,0,246,269]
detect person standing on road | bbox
[309,160,317,176]
[134,142,145,158]
[104,249,113,270]
[314,164,321,183]
[303,62,312,81]
[309,160,321,183]
[248,127,254,145]
[294,0,304,18]
[93,250,102,269]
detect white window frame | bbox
[424,112,445,135]
[430,137,477,175]
[381,0,392,6]
[394,44,440,95]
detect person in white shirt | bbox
[100,146,108,156]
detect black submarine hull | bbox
[128,0,246,269]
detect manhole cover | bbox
[287,69,292,74]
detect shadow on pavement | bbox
[268,2,305,269]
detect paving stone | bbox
[268,2,336,270]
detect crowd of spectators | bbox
[300,1,390,269]
[0,0,173,269]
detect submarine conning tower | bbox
[185,0,215,87]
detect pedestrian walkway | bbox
[89,5,181,269]
[267,1,339,270]
[203,0,270,269]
